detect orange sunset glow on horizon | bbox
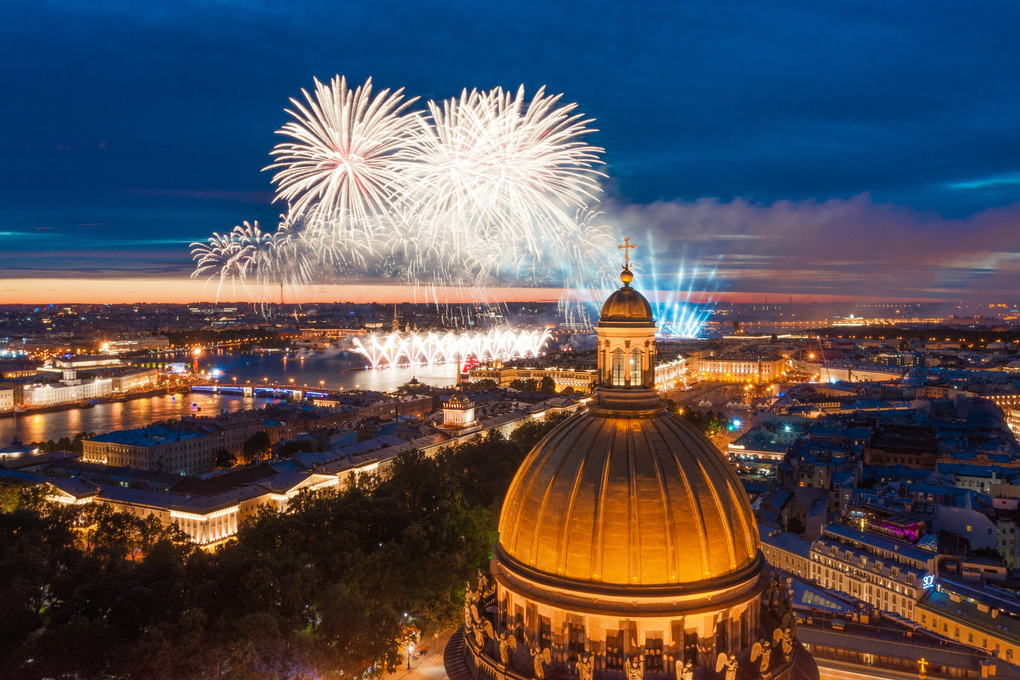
[0,276,951,306]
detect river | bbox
[1,349,460,445]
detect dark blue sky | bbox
[3,0,1019,300]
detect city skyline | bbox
[3,1,1019,303]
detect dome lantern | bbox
[596,238,657,392]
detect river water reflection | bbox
[1,350,459,445]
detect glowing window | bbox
[630,348,642,386]
[611,349,625,386]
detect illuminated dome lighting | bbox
[451,245,817,680]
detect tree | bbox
[241,431,271,464]
[539,376,557,394]
[214,449,237,469]
[274,438,318,458]
[509,378,540,392]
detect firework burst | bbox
[266,76,422,255]
[190,220,312,302]
[407,85,605,282]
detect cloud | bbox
[608,194,1020,300]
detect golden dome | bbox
[599,280,653,325]
[497,408,760,587]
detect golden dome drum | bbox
[497,407,761,588]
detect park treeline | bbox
[163,329,286,349]
[0,417,564,680]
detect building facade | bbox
[808,523,935,620]
[691,355,786,383]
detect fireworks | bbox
[189,220,312,302]
[193,76,611,307]
[407,86,605,281]
[266,76,422,242]
[353,327,552,369]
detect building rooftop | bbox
[919,587,1020,647]
[760,525,813,558]
[88,425,209,447]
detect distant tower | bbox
[442,394,475,430]
[391,301,399,333]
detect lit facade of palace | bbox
[448,263,817,680]
[689,356,786,384]
[468,359,687,394]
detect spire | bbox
[618,237,636,286]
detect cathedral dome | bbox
[496,408,760,589]
[453,245,816,680]
[598,282,654,326]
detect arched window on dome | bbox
[630,348,642,386]
[611,349,625,386]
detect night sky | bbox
[2,0,1019,303]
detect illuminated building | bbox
[690,355,785,383]
[0,386,14,412]
[468,359,687,394]
[449,263,817,680]
[916,579,1020,664]
[808,523,935,620]
[44,470,338,546]
[82,420,260,476]
[468,365,599,393]
[22,373,113,407]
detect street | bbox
[381,629,454,680]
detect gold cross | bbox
[618,237,636,269]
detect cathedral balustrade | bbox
[464,622,805,680]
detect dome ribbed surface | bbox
[497,409,760,586]
[599,286,653,324]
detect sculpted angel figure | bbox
[625,655,644,680]
[751,639,772,678]
[474,620,494,648]
[778,627,793,660]
[531,646,552,680]
[715,653,737,680]
[498,630,518,666]
[577,651,595,680]
[477,568,492,596]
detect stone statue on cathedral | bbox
[752,639,773,678]
[497,630,518,666]
[530,647,552,680]
[715,653,738,680]
[625,655,644,680]
[577,651,595,680]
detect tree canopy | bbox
[0,413,569,679]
